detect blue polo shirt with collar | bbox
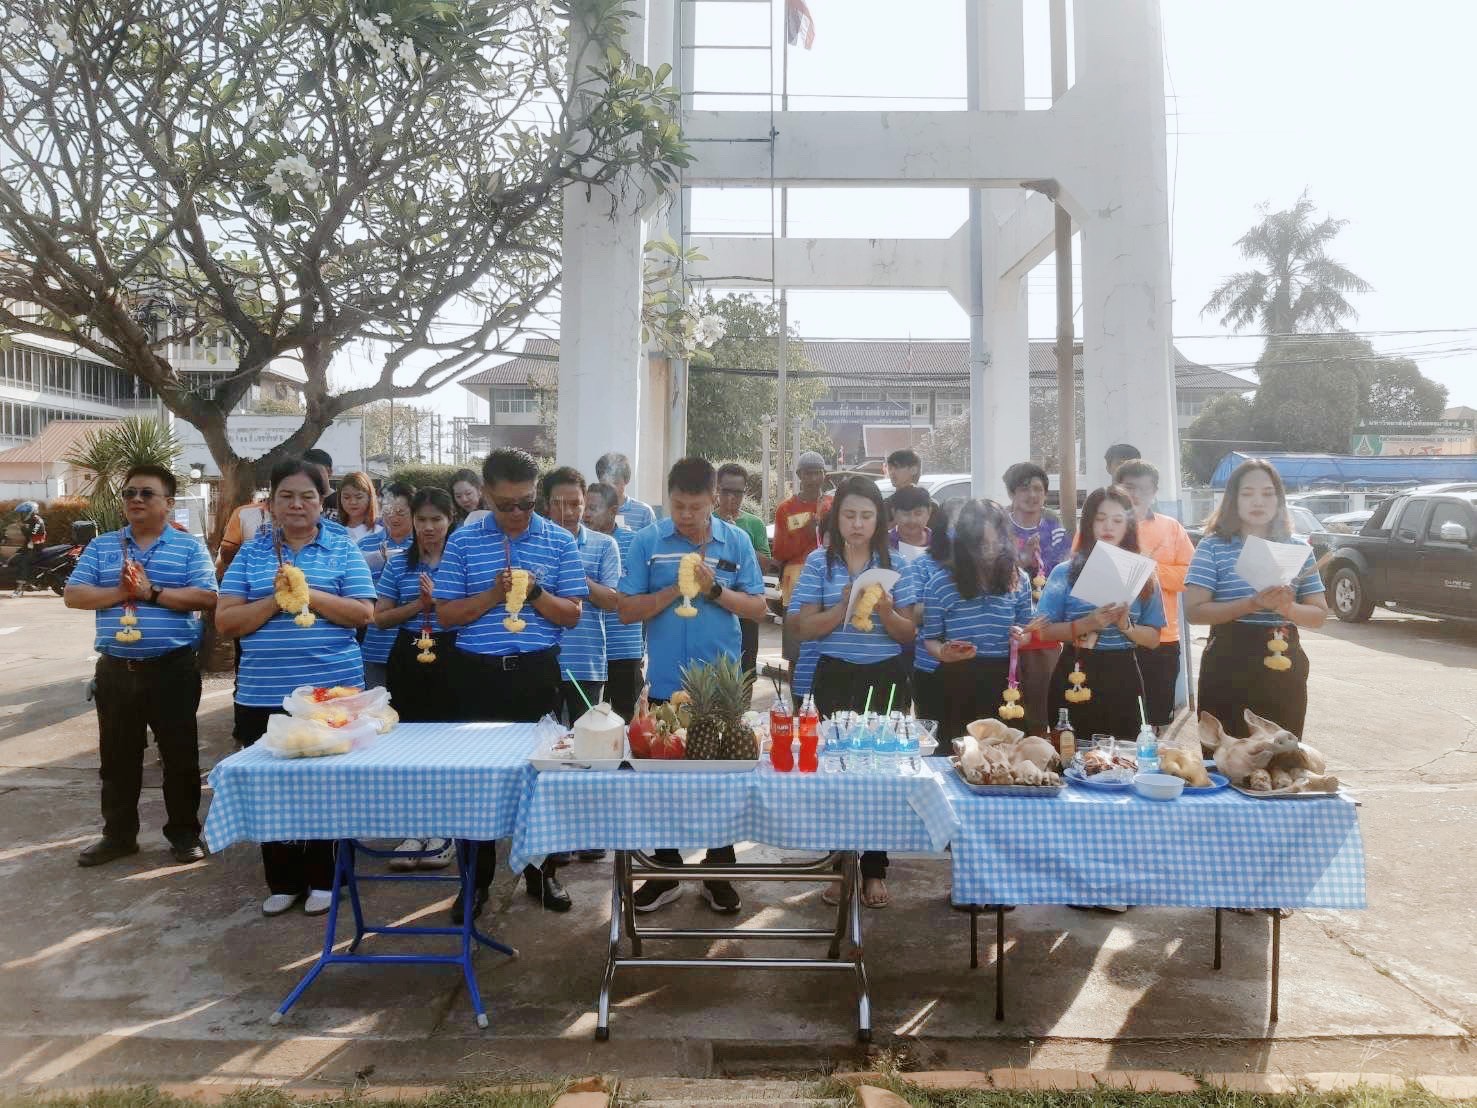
[558,524,621,683]
[618,515,764,699]
[70,525,217,657]
[604,525,645,662]
[617,495,656,534]
[358,530,414,664]
[220,523,378,706]
[433,510,588,656]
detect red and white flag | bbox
[785,0,816,49]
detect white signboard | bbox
[173,416,363,479]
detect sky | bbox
[393,0,1477,423]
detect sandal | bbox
[821,883,841,906]
[862,878,890,909]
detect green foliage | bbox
[359,400,439,463]
[1182,394,1258,485]
[63,418,185,534]
[918,413,970,473]
[1203,189,1371,335]
[686,294,827,464]
[1251,336,1362,454]
[387,464,462,491]
[1357,354,1449,424]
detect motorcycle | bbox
[0,543,81,596]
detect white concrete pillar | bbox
[980,264,1031,499]
[1067,0,1179,505]
[557,3,650,488]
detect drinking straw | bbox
[884,684,897,716]
[1138,696,1148,727]
[862,686,874,715]
[565,670,595,713]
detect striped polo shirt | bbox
[787,548,918,665]
[618,515,764,699]
[604,525,645,662]
[358,530,414,664]
[376,548,449,635]
[1036,558,1166,650]
[1185,533,1325,627]
[920,564,1035,659]
[905,553,942,674]
[221,524,378,706]
[617,495,656,533]
[70,525,217,657]
[793,639,820,697]
[557,524,621,682]
[433,511,588,656]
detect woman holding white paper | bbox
[1036,487,1165,740]
[788,476,917,908]
[1183,460,1327,739]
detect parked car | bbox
[1286,491,1395,521]
[1319,509,1375,535]
[1321,491,1477,623]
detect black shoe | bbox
[633,879,682,913]
[544,851,573,866]
[451,887,489,925]
[168,837,207,864]
[523,866,572,912]
[78,838,139,868]
[701,880,741,914]
[576,850,607,862]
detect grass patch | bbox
[809,1076,1473,1108]
[0,1085,568,1108]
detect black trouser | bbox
[94,647,202,844]
[1048,647,1146,742]
[386,629,459,723]
[810,654,911,881]
[649,697,736,879]
[14,547,34,589]
[1136,641,1182,727]
[454,647,562,891]
[740,617,759,692]
[937,655,1016,748]
[605,657,643,721]
[1199,623,1309,739]
[911,666,942,731]
[559,679,605,725]
[235,704,335,896]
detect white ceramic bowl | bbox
[1132,772,1185,802]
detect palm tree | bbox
[1203,190,1372,335]
[65,418,184,534]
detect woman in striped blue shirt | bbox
[1184,459,1327,739]
[788,476,916,908]
[919,499,1035,748]
[218,458,377,917]
[358,482,415,688]
[1036,486,1166,740]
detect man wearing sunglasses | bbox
[64,466,219,868]
[435,447,588,921]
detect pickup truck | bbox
[1322,489,1477,623]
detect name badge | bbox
[786,512,812,532]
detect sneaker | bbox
[633,879,682,913]
[303,889,335,915]
[167,836,207,864]
[262,893,301,916]
[701,880,741,914]
[419,839,456,870]
[389,839,424,871]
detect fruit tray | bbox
[528,731,628,772]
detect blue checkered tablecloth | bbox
[509,763,958,873]
[204,723,540,852]
[941,771,1366,909]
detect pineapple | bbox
[680,656,756,760]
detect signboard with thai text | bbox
[816,400,913,423]
[174,415,364,478]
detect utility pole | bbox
[1050,0,1078,535]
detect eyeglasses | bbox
[492,496,537,514]
[382,508,412,520]
[121,487,162,501]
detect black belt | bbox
[98,645,195,671]
[456,646,557,672]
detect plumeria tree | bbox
[0,0,689,542]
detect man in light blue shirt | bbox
[65,465,218,868]
[596,451,655,533]
[584,482,645,721]
[618,457,767,915]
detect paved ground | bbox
[0,595,1473,1088]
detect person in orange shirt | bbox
[771,451,832,682]
[1114,460,1195,729]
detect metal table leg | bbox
[1213,907,1223,970]
[968,906,979,970]
[1269,908,1281,1024]
[994,906,1005,1022]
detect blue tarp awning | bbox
[1210,452,1477,490]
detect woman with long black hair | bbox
[787,475,917,909]
[1184,459,1327,739]
[1036,486,1165,740]
[918,499,1035,747]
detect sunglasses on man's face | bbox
[121,487,163,501]
[492,496,537,514]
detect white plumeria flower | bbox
[7,14,27,35]
[45,20,74,53]
[374,12,392,24]
[396,38,418,67]
[533,0,555,20]
[265,171,288,196]
[695,314,726,346]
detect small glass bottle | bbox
[1053,708,1076,762]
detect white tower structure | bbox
[556,0,1178,511]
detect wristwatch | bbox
[148,586,163,605]
[527,583,545,603]
[707,581,724,602]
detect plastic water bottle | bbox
[896,717,921,775]
[855,712,879,773]
[874,713,902,776]
[1135,722,1159,775]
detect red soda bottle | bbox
[797,695,820,773]
[769,699,795,771]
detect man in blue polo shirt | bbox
[618,457,767,914]
[596,451,655,533]
[584,482,644,720]
[65,465,219,867]
[436,447,588,921]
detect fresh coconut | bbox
[571,702,626,759]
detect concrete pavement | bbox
[0,596,1473,1087]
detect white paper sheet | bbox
[842,567,902,626]
[1068,541,1158,609]
[1234,536,1312,592]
